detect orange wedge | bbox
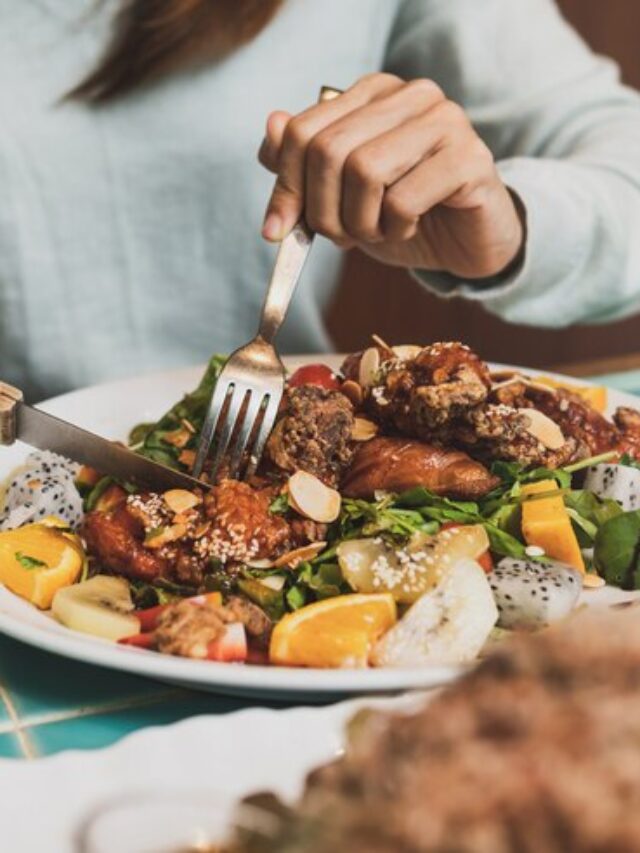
[536,377,607,413]
[270,593,397,668]
[0,521,85,609]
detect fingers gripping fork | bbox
[192,86,342,483]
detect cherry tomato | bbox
[439,522,494,574]
[119,631,156,649]
[288,363,340,390]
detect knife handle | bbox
[0,382,23,446]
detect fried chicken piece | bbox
[203,480,290,564]
[265,386,355,487]
[457,404,580,468]
[614,407,640,458]
[342,437,499,500]
[235,606,640,853]
[363,342,491,440]
[82,504,171,582]
[155,599,232,658]
[527,387,619,458]
[225,596,272,649]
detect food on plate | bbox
[265,385,355,487]
[536,375,607,412]
[3,337,640,670]
[370,558,497,667]
[337,525,489,603]
[231,606,640,853]
[0,519,84,608]
[342,436,499,499]
[269,593,396,668]
[52,575,140,641]
[520,479,585,572]
[488,557,583,630]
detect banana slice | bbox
[371,558,498,667]
[338,525,489,604]
[52,575,140,641]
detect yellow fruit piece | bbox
[270,593,397,668]
[0,522,84,609]
[521,480,585,573]
[537,377,607,413]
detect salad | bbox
[1,338,639,670]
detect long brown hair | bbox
[69,0,284,103]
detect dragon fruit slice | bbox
[488,557,583,630]
[584,463,640,512]
[0,451,83,531]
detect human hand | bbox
[259,73,524,279]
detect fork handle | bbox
[257,86,342,344]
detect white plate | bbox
[0,358,638,699]
[0,693,422,853]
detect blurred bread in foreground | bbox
[234,604,640,853]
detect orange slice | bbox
[536,377,607,413]
[0,521,84,609]
[270,593,397,668]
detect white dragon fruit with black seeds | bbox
[0,451,83,531]
[488,557,583,630]
[584,463,640,512]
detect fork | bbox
[192,86,342,482]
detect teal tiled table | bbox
[1,368,639,760]
[0,635,289,759]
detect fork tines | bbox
[192,369,283,483]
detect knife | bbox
[0,381,208,493]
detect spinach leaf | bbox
[594,510,640,589]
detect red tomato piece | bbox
[207,623,248,663]
[288,363,340,390]
[119,632,156,649]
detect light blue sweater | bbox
[2,0,640,401]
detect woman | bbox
[2,0,639,401]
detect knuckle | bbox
[307,131,347,172]
[383,190,414,224]
[439,99,467,126]
[284,116,312,150]
[344,149,377,186]
[406,77,444,104]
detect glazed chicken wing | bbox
[342,436,499,500]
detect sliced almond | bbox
[246,558,274,569]
[583,573,605,589]
[371,334,394,358]
[351,417,378,442]
[273,540,328,569]
[145,523,187,549]
[163,489,202,515]
[288,471,341,524]
[358,347,381,389]
[259,575,286,591]
[392,344,422,362]
[518,408,566,450]
[180,418,197,434]
[341,380,364,407]
[162,428,191,449]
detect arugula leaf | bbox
[133,354,226,470]
[269,493,290,516]
[619,453,640,471]
[594,510,640,589]
[564,490,623,546]
[15,552,47,570]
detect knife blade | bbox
[2,393,207,494]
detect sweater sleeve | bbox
[383,0,640,327]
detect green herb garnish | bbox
[15,552,47,570]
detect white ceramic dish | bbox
[0,693,422,853]
[0,358,637,699]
